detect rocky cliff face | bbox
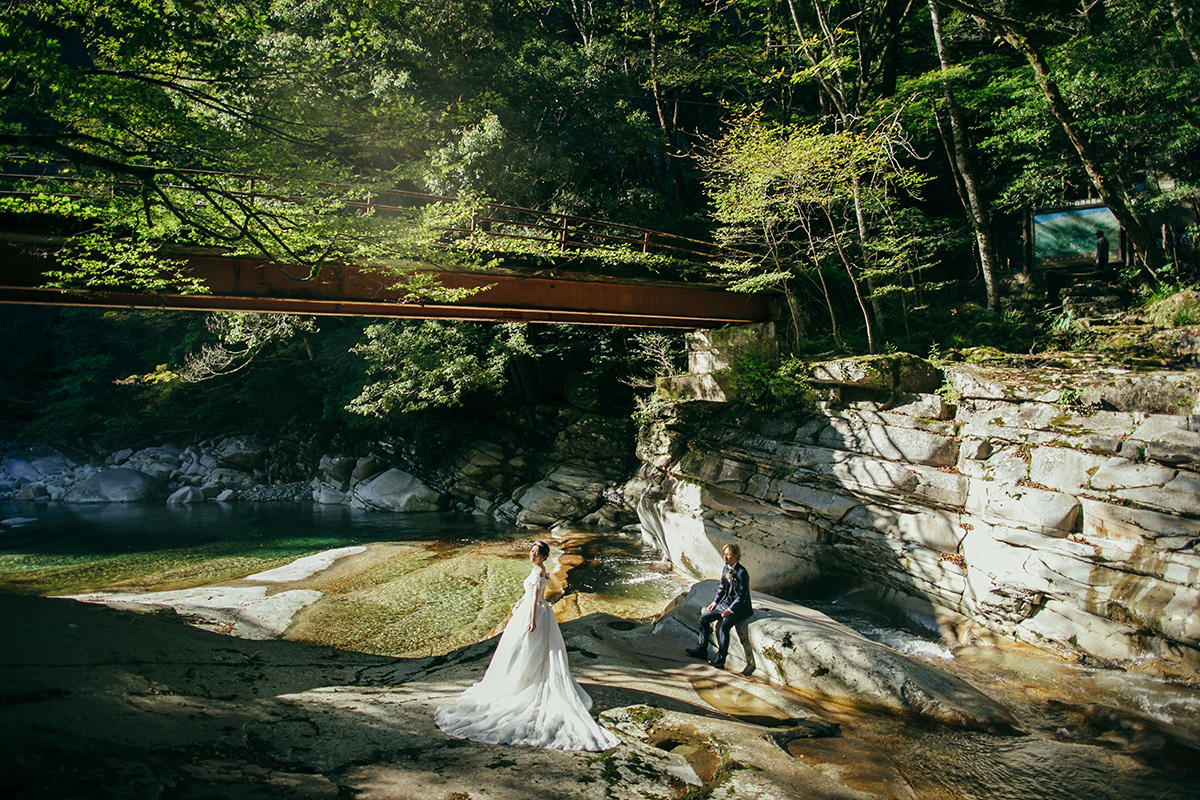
[632,348,1200,681]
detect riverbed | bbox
[1,501,1198,799]
[0,500,689,656]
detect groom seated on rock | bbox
[686,543,752,669]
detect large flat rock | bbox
[664,581,1018,732]
[0,595,865,800]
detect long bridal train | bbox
[434,545,619,752]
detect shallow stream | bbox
[1,500,1197,798]
[776,599,1200,799]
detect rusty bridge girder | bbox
[0,242,769,329]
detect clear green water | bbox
[0,500,509,596]
[0,500,691,659]
[566,528,688,603]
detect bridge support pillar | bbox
[653,322,777,405]
[685,322,777,376]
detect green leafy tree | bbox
[346,320,533,417]
[704,110,928,353]
[0,0,486,297]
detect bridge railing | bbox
[0,162,736,263]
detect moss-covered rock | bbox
[809,352,943,394]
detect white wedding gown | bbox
[434,568,620,751]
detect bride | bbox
[434,540,620,751]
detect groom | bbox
[686,543,752,669]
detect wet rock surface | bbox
[664,581,1018,731]
[0,594,866,800]
[60,468,168,503]
[2,544,1198,800]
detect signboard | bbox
[1032,205,1119,268]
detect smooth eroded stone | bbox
[666,582,1017,731]
[1080,498,1200,542]
[656,373,736,403]
[214,435,269,470]
[349,468,442,512]
[514,482,589,520]
[67,585,323,640]
[1128,414,1200,457]
[1090,459,1178,491]
[1046,409,1139,438]
[1028,447,1114,494]
[17,484,47,500]
[810,353,943,393]
[544,465,608,495]
[822,455,919,495]
[904,464,970,508]
[207,467,256,488]
[167,486,206,504]
[1109,481,1200,515]
[960,437,993,461]
[466,441,505,466]
[964,479,1080,536]
[943,365,1011,401]
[637,487,820,592]
[351,457,383,482]
[959,526,1049,593]
[957,446,1029,485]
[319,454,357,483]
[685,322,777,375]
[679,454,758,491]
[894,509,962,553]
[314,485,347,505]
[62,468,167,504]
[810,356,893,390]
[776,481,858,521]
[1018,598,1144,663]
[1,456,39,482]
[887,392,954,421]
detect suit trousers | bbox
[696,607,750,661]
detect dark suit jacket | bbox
[712,562,752,618]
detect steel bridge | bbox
[0,167,767,328]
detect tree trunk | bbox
[877,0,904,97]
[647,8,690,213]
[929,0,1000,311]
[826,208,876,353]
[851,179,888,335]
[801,218,843,348]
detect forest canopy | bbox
[4,1,1198,296]
[2,0,1199,445]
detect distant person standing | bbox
[686,543,752,669]
[1094,228,1110,269]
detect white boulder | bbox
[664,582,1017,731]
[348,468,442,512]
[167,486,207,504]
[62,469,167,503]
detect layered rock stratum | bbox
[634,348,1200,680]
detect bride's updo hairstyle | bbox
[533,540,550,560]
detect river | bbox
[1,500,1197,799]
